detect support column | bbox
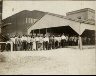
[39,29,40,34]
[11,42,13,52]
[78,35,83,50]
[46,28,47,34]
[33,30,34,35]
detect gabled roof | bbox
[3,10,46,21]
[28,12,95,35]
[66,8,95,15]
[47,11,95,25]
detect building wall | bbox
[66,11,88,20]
[88,11,95,20]
[0,1,2,42]
[1,10,45,36]
[0,1,2,27]
[66,8,95,21]
[2,10,27,36]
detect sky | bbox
[2,0,95,19]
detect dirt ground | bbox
[0,48,96,75]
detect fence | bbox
[0,42,13,52]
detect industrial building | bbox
[1,8,96,47]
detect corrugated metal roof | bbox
[28,13,95,35]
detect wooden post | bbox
[46,28,47,34]
[39,29,40,34]
[33,30,34,35]
[11,42,13,52]
[77,16,83,50]
[78,35,83,50]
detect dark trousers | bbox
[30,42,33,50]
[6,43,11,51]
[58,42,61,48]
[22,41,27,51]
[71,41,75,46]
[45,41,49,50]
[1,43,6,52]
[39,43,43,50]
[69,41,72,46]
[49,42,52,50]
[18,44,22,51]
[52,41,55,49]
[36,41,39,50]
[61,40,63,48]
[55,41,58,49]
[61,39,66,48]
[43,42,46,50]
[27,43,31,50]
[66,41,69,46]
[15,44,18,51]
[13,43,15,51]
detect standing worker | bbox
[27,35,31,51]
[35,35,40,51]
[33,36,36,51]
[61,33,66,48]
[39,35,43,50]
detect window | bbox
[26,18,27,23]
[28,18,30,23]
[26,18,34,23]
[31,18,33,23]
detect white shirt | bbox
[61,35,66,40]
[43,37,46,42]
[66,36,69,41]
[54,37,58,41]
[45,37,49,42]
[27,37,31,43]
[10,37,15,44]
[21,36,24,41]
[21,36,27,41]
[30,38,34,42]
[35,37,40,41]
[58,37,61,42]
[39,37,43,43]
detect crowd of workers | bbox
[0,33,95,51]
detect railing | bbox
[0,42,13,52]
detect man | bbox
[30,35,33,50]
[69,36,72,46]
[74,35,78,46]
[39,35,43,50]
[35,35,40,51]
[18,36,22,51]
[58,35,61,48]
[65,34,69,46]
[21,35,27,51]
[32,36,36,51]
[61,33,66,48]
[27,35,31,51]
[25,35,28,51]
[52,35,55,49]
[54,35,59,49]
[43,35,46,50]
[5,34,11,51]
[15,35,19,51]
[45,35,49,50]
[49,35,53,50]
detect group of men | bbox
[0,33,79,51]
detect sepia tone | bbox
[0,0,96,75]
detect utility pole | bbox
[78,16,83,50]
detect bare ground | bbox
[0,48,96,75]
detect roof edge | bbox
[66,8,95,16]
